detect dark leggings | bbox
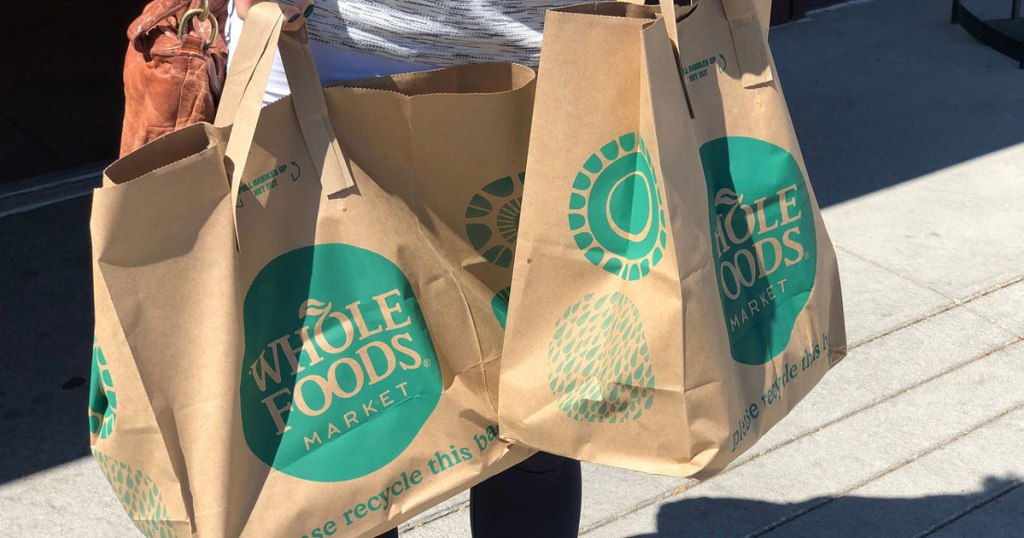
[377,452,582,537]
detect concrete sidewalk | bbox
[2,0,1023,536]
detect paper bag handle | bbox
[658,0,695,117]
[658,0,773,90]
[721,0,774,88]
[215,1,355,245]
[659,0,683,53]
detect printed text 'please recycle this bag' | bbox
[89,3,534,536]
[499,0,847,479]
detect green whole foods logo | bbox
[700,137,817,366]
[94,451,174,538]
[569,133,667,281]
[465,173,525,269]
[547,292,655,423]
[240,244,442,482]
[89,340,117,440]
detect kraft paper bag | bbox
[498,0,847,479]
[88,3,532,536]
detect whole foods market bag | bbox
[498,0,846,478]
[88,4,532,536]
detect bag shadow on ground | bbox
[626,475,1023,537]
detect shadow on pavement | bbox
[1,0,1023,487]
[0,197,94,484]
[774,0,1024,207]
[633,476,1023,537]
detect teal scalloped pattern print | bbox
[94,451,175,538]
[569,133,667,281]
[491,287,511,329]
[547,292,655,423]
[89,340,117,440]
[465,173,525,269]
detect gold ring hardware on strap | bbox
[178,0,218,49]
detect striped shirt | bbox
[299,0,583,67]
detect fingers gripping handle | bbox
[217,2,355,247]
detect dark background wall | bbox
[773,0,849,23]
[0,1,148,184]
[0,0,847,187]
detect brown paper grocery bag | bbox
[499,0,846,479]
[88,3,532,536]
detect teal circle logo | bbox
[491,287,511,330]
[240,244,442,482]
[94,451,174,538]
[569,133,667,281]
[700,137,818,365]
[89,340,117,440]
[547,292,655,423]
[466,173,525,269]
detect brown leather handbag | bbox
[120,0,229,156]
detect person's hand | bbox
[236,0,314,31]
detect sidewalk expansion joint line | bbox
[744,403,1024,538]
[744,335,1024,462]
[913,481,1024,538]
[835,244,958,304]
[416,274,1024,536]
[847,273,1024,350]
[580,336,1024,535]
[960,278,1024,338]
[399,501,469,532]
[579,483,696,535]
[806,0,883,17]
